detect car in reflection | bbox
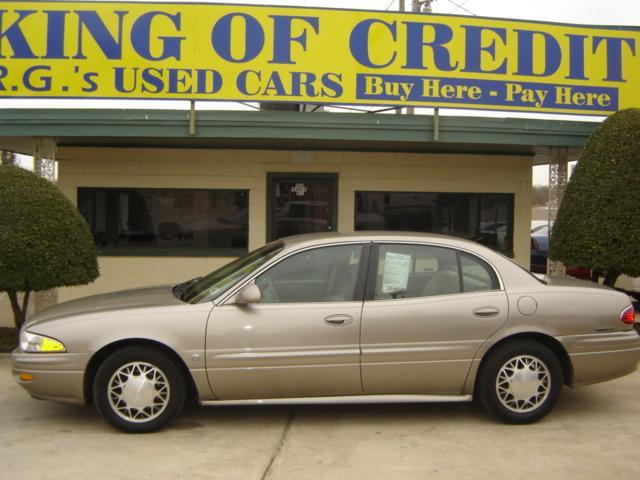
[274,201,330,236]
[531,222,552,274]
[12,232,640,432]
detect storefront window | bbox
[355,191,514,255]
[78,188,248,256]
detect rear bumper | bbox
[560,331,640,386]
[11,350,91,405]
[570,348,640,386]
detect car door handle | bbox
[472,307,500,318]
[324,314,353,326]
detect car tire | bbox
[477,340,562,424]
[93,346,186,433]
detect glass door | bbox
[267,173,338,241]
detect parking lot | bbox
[1,354,639,480]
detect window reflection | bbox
[78,188,248,254]
[355,191,514,255]
[270,177,334,240]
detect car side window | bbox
[255,244,363,304]
[460,252,500,292]
[373,244,461,300]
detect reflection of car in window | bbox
[475,222,509,251]
[78,188,248,251]
[181,208,249,249]
[275,201,329,236]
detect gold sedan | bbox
[12,232,640,432]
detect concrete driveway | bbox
[1,354,639,480]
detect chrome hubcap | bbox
[108,362,170,423]
[496,355,550,413]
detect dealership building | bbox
[0,108,597,324]
[1,0,634,324]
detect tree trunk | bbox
[6,290,30,328]
[590,270,602,283]
[1,150,17,166]
[603,272,620,287]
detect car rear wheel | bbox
[477,340,562,424]
[93,346,186,433]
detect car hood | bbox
[25,285,183,327]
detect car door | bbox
[206,242,368,400]
[360,243,508,395]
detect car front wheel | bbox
[93,346,186,433]
[477,340,563,424]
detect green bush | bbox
[0,165,99,327]
[549,108,640,285]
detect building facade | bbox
[0,109,596,325]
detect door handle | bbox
[324,314,353,326]
[472,307,500,318]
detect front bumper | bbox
[11,349,91,405]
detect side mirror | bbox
[234,283,261,305]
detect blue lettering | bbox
[168,68,191,94]
[514,30,561,77]
[23,65,51,91]
[43,10,69,59]
[290,71,317,97]
[212,13,264,63]
[461,25,507,74]
[81,71,98,92]
[131,11,184,61]
[565,34,587,80]
[263,71,286,96]
[269,15,319,65]
[141,68,164,93]
[592,36,636,82]
[0,65,7,89]
[74,10,126,60]
[0,10,37,59]
[237,69,261,95]
[349,19,397,68]
[114,67,137,93]
[321,72,342,98]
[196,69,222,94]
[402,22,458,71]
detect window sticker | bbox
[382,252,412,294]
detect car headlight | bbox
[19,331,66,353]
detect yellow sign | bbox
[0,1,638,115]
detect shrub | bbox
[549,108,640,286]
[0,165,99,327]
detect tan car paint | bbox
[361,289,509,395]
[206,301,363,399]
[11,232,640,410]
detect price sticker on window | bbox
[382,252,411,294]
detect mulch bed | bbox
[0,327,18,353]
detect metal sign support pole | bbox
[33,137,59,313]
[547,146,568,277]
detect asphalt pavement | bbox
[1,354,640,480]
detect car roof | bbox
[277,231,488,252]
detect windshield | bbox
[181,242,284,303]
